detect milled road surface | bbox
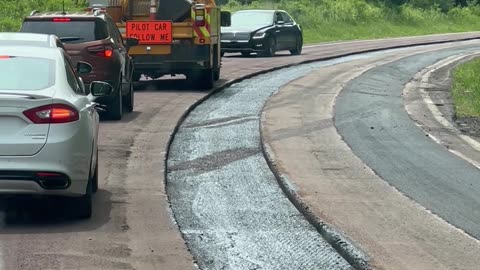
[166,55,381,269]
[262,41,480,270]
[1,32,480,269]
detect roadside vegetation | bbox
[451,58,480,117]
[3,0,480,43]
[0,0,85,32]
[220,0,480,43]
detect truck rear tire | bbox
[189,69,213,90]
[199,69,214,90]
[213,44,220,81]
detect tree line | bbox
[218,0,474,12]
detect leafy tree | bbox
[0,0,85,31]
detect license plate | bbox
[126,21,172,45]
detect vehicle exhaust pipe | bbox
[36,172,70,190]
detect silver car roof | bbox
[0,45,61,60]
[0,32,59,48]
[0,45,71,99]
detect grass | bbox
[0,0,84,32]
[3,0,480,44]
[301,19,480,44]
[451,58,480,117]
[222,0,480,44]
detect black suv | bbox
[20,10,137,120]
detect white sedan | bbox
[0,35,112,218]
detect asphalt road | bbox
[335,44,480,240]
[167,43,480,269]
[166,55,374,269]
[1,32,480,269]
[261,41,480,270]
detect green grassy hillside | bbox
[221,0,480,43]
[2,0,480,43]
[0,0,84,32]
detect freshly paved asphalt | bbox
[335,44,480,240]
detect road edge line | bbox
[163,35,480,270]
[404,52,480,170]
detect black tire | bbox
[290,36,303,55]
[195,69,214,90]
[74,179,93,219]
[213,44,220,81]
[241,52,251,57]
[132,72,141,82]
[124,80,134,113]
[260,37,276,57]
[107,79,123,120]
[91,150,98,194]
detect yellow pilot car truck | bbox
[91,0,231,90]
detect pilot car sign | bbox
[126,21,172,44]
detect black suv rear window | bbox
[21,19,108,44]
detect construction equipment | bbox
[89,0,231,90]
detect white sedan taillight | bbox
[23,104,79,124]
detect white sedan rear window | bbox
[0,56,55,90]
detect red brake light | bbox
[87,45,114,57]
[0,55,11,59]
[104,48,113,57]
[23,104,79,124]
[53,18,71,22]
[36,172,62,177]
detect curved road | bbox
[262,41,480,270]
[0,33,480,269]
[334,46,480,238]
[166,54,381,270]
[167,40,480,269]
